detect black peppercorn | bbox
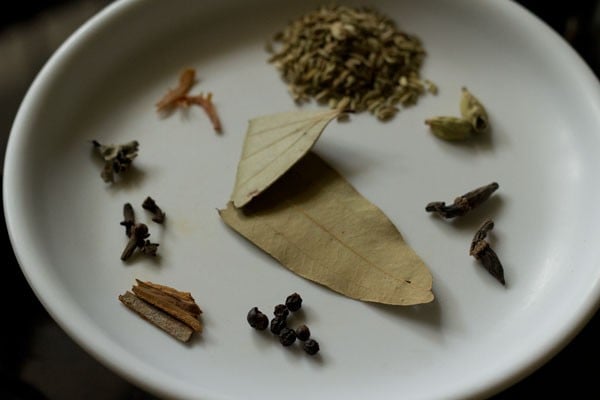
[295,324,311,341]
[285,292,302,312]
[247,307,268,330]
[303,339,320,355]
[270,317,286,334]
[279,327,297,346]
[273,304,289,319]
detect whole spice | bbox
[119,280,202,342]
[142,196,166,224]
[425,182,499,219]
[267,5,433,120]
[156,68,196,111]
[295,324,311,341]
[156,68,223,133]
[303,339,320,355]
[273,304,289,319]
[120,203,135,237]
[270,317,287,335]
[460,87,489,133]
[247,307,269,330]
[92,140,139,183]
[425,116,473,141]
[470,219,505,285]
[121,223,160,261]
[279,327,297,347]
[285,293,302,312]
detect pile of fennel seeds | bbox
[267,5,436,120]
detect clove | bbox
[142,196,166,224]
[470,219,505,285]
[426,182,499,219]
[120,203,135,237]
[121,223,159,261]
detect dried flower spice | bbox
[92,140,139,183]
[119,280,202,342]
[470,219,505,285]
[156,68,223,133]
[267,5,433,120]
[142,196,166,224]
[460,87,489,133]
[120,223,160,261]
[120,203,135,237]
[426,182,499,219]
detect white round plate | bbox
[5,0,600,399]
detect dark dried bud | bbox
[247,307,268,330]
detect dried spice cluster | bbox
[247,293,320,356]
[268,5,435,120]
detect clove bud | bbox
[142,196,166,224]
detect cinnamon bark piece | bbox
[119,291,193,342]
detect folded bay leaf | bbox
[220,152,434,306]
[231,109,340,208]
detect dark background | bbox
[1,1,599,399]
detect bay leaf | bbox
[220,152,434,306]
[231,109,340,208]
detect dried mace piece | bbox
[247,307,269,330]
[426,182,499,219]
[119,280,203,342]
[92,140,139,183]
[470,219,505,285]
[156,68,223,134]
[156,68,196,111]
[142,196,166,224]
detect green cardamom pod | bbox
[460,87,489,133]
[425,116,473,141]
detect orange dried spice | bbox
[156,68,223,133]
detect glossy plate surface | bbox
[5,0,600,399]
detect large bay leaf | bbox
[220,152,434,306]
[231,109,340,208]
